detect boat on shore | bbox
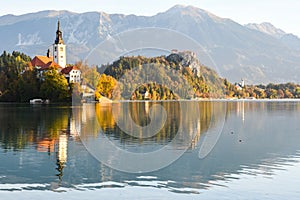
[30,99,50,104]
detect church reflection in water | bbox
[35,113,74,181]
[1,101,300,191]
[31,101,224,182]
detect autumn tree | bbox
[95,74,117,100]
[40,67,70,102]
[74,61,100,88]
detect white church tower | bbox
[53,20,66,68]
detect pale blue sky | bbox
[1,0,300,36]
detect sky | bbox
[1,0,300,36]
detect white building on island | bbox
[61,66,81,83]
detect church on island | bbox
[30,20,81,84]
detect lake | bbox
[1,101,300,199]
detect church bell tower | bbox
[53,20,66,68]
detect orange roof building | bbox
[30,55,62,70]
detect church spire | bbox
[55,20,64,44]
[53,19,67,68]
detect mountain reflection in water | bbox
[0,101,300,197]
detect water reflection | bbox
[75,101,220,172]
[0,101,300,196]
[0,105,73,186]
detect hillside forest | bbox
[1,51,300,102]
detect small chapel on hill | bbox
[30,20,81,84]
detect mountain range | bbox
[0,5,300,84]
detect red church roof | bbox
[31,55,62,70]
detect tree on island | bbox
[0,51,33,102]
[95,74,117,100]
[40,67,70,102]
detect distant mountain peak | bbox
[245,22,286,38]
[169,4,201,10]
[164,4,223,22]
[1,6,300,84]
[167,4,212,14]
[0,10,77,26]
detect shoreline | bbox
[2,98,300,105]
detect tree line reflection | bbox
[1,101,300,185]
[2,101,300,151]
[77,101,227,148]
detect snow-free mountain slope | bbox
[1,5,300,84]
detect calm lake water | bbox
[1,101,300,199]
